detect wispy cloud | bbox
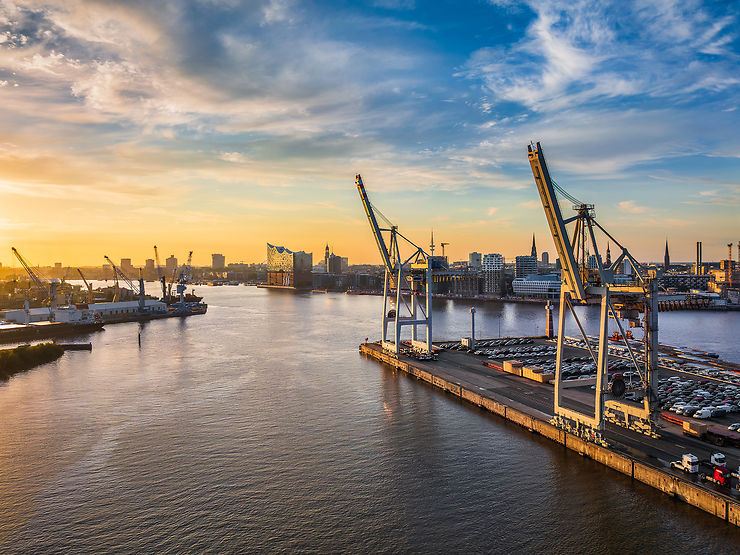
[618,200,647,214]
[461,0,738,113]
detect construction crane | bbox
[154,245,167,302]
[356,174,433,356]
[77,268,94,304]
[528,142,659,442]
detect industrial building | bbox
[432,270,480,297]
[511,273,561,299]
[660,273,711,291]
[266,243,313,289]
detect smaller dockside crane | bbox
[154,245,167,302]
[11,247,58,321]
[356,174,433,356]
[174,251,194,304]
[104,256,146,311]
[77,268,94,304]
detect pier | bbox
[360,340,740,527]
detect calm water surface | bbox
[1,287,739,553]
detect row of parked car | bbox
[440,338,536,351]
[661,375,740,422]
[678,364,740,387]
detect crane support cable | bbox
[368,200,395,229]
[551,179,583,206]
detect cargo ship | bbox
[0,320,104,344]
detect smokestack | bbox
[545,302,554,339]
[696,241,702,275]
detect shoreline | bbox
[0,343,64,381]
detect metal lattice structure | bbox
[356,174,433,356]
[528,142,659,440]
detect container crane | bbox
[356,174,433,356]
[528,142,659,441]
[77,268,94,304]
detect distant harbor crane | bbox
[11,247,59,320]
[356,174,433,356]
[154,245,167,302]
[77,268,94,304]
[104,256,146,311]
[175,251,194,303]
[528,142,659,441]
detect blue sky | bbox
[0,0,738,266]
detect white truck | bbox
[670,453,699,474]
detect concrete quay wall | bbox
[359,343,739,526]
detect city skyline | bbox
[1,1,738,266]
[0,236,732,270]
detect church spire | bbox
[664,239,670,270]
[605,242,611,266]
[531,233,537,259]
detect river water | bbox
[1,287,739,553]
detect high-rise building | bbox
[482,253,504,294]
[515,255,537,278]
[212,253,226,270]
[121,258,135,276]
[166,255,178,273]
[541,252,549,266]
[145,259,155,275]
[587,254,601,269]
[468,252,482,269]
[623,258,632,276]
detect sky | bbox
[0,0,739,268]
